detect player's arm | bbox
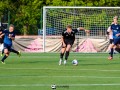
[61,37,66,46]
[61,32,66,47]
[0,30,8,38]
[106,26,111,35]
[116,33,120,37]
[9,36,15,40]
[77,27,90,33]
[9,33,15,40]
[0,33,4,38]
[106,26,111,37]
[116,26,120,37]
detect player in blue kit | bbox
[0,24,21,64]
[108,16,120,60]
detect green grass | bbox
[0,53,120,90]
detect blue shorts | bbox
[4,43,12,51]
[113,38,120,45]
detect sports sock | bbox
[110,48,113,57]
[65,51,69,60]
[1,55,8,62]
[11,49,19,54]
[60,53,64,59]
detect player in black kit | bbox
[0,27,4,43]
[0,26,4,55]
[59,25,90,65]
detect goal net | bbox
[43,7,120,52]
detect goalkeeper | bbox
[59,25,89,65]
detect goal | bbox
[43,7,120,52]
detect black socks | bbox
[65,51,69,60]
[11,49,19,54]
[60,51,70,60]
[110,48,113,57]
[1,55,8,62]
[60,53,64,59]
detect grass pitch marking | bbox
[1,83,120,87]
[1,67,120,72]
[0,75,120,79]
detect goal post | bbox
[43,7,46,52]
[43,6,120,52]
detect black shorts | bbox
[109,39,113,44]
[62,40,74,48]
[4,43,12,51]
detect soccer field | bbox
[0,53,120,90]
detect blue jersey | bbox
[111,24,120,39]
[3,30,15,45]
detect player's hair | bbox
[113,16,118,20]
[66,25,72,29]
[9,24,14,28]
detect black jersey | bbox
[0,33,4,44]
[62,29,79,43]
[0,27,4,44]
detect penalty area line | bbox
[0,83,120,87]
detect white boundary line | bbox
[10,55,110,58]
[1,83,120,87]
[0,67,120,72]
[70,83,120,86]
[0,75,120,79]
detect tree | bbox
[12,0,42,35]
[0,0,120,35]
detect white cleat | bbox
[64,60,67,65]
[1,61,5,64]
[59,59,62,65]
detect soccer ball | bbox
[72,59,78,65]
[51,84,56,89]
